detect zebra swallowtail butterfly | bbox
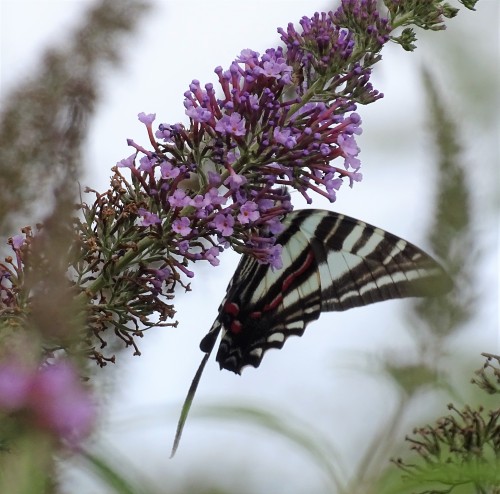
[171,209,452,455]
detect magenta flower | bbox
[168,189,190,208]
[185,104,213,123]
[138,112,156,125]
[160,161,181,180]
[215,113,246,136]
[138,156,155,172]
[172,217,192,236]
[238,201,260,224]
[224,172,247,191]
[138,208,161,226]
[116,154,135,169]
[113,0,413,295]
[204,246,221,266]
[213,213,235,236]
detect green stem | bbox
[390,11,415,30]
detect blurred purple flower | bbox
[0,359,95,446]
[30,362,95,446]
[10,235,26,250]
[0,361,32,411]
[185,104,213,123]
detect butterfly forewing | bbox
[200,209,452,374]
[303,210,450,311]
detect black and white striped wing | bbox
[200,209,452,374]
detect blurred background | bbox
[1,1,498,492]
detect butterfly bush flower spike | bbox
[115,6,387,275]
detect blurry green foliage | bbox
[0,0,151,236]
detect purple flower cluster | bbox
[118,7,383,275]
[279,8,386,105]
[121,114,294,269]
[333,0,392,48]
[0,359,95,446]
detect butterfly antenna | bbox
[170,349,212,458]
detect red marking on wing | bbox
[261,249,315,313]
[230,320,242,334]
[224,302,240,316]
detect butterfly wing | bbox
[200,209,452,374]
[305,209,451,310]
